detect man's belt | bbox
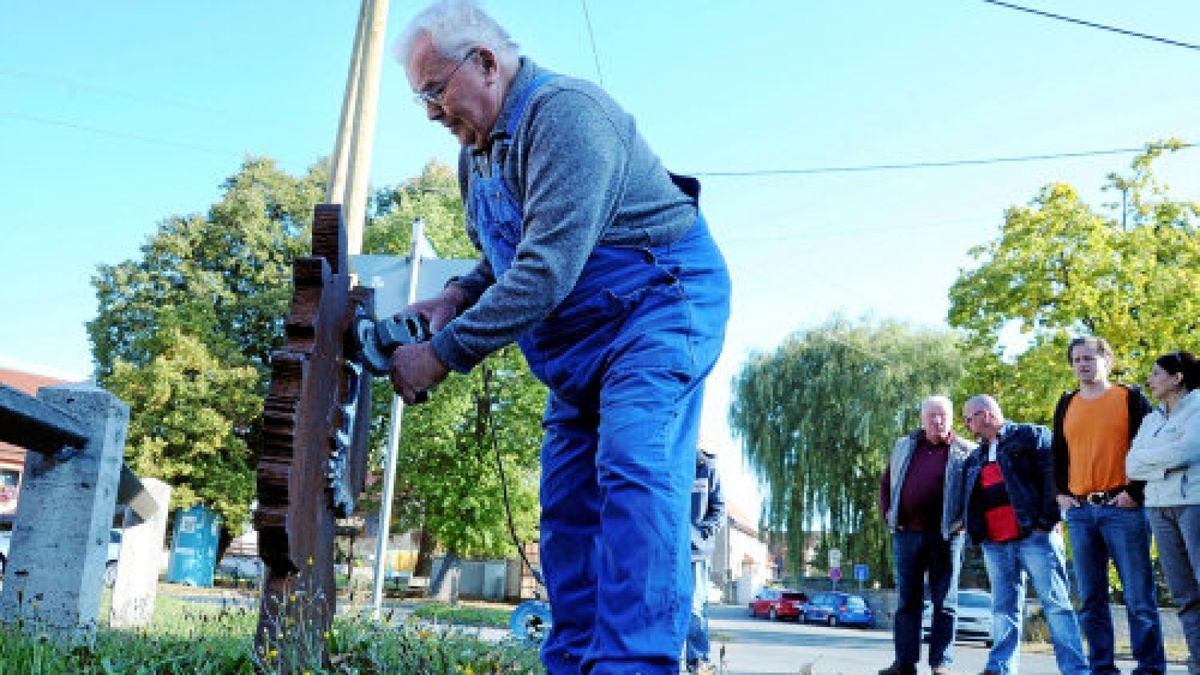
[1077,487,1123,505]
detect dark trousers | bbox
[891,530,965,669]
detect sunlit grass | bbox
[0,592,541,674]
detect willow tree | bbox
[729,317,963,585]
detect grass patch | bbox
[409,601,514,629]
[1,594,540,673]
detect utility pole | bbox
[328,0,390,256]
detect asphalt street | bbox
[705,603,1190,675]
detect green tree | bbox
[729,317,963,586]
[106,329,260,527]
[364,161,546,586]
[947,140,1200,424]
[88,157,326,536]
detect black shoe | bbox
[878,664,917,675]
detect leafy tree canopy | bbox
[729,316,963,584]
[948,140,1200,424]
[89,156,546,562]
[363,160,546,560]
[89,156,327,532]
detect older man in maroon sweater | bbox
[878,396,976,675]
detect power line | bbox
[689,144,1195,178]
[579,0,605,86]
[981,0,1200,51]
[0,111,239,157]
[720,216,986,246]
[0,67,266,123]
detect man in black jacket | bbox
[963,394,1088,675]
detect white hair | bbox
[920,395,953,414]
[965,394,1003,417]
[394,0,520,70]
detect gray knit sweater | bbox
[431,58,697,373]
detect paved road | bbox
[705,604,1189,675]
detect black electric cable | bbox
[479,362,546,589]
[579,0,605,86]
[981,0,1200,51]
[691,144,1195,178]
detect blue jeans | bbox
[1147,505,1200,675]
[1065,504,1166,674]
[685,560,710,665]
[982,530,1089,675]
[891,530,964,669]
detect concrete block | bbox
[109,478,171,629]
[0,384,128,641]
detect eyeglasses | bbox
[413,48,477,107]
[963,410,986,425]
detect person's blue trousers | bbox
[525,218,730,674]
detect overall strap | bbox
[504,73,559,137]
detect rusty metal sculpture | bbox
[253,204,374,667]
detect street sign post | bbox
[854,563,869,591]
[828,549,843,590]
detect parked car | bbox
[801,591,876,628]
[748,588,809,621]
[921,588,994,646]
[1,528,121,587]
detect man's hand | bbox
[389,342,449,404]
[1111,490,1137,508]
[408,286,466,332]
[1055,494,1079,511]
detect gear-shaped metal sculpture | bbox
[253,203,373,668]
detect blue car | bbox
[800,591,875,628]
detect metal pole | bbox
[371,219,426,616]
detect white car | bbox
[922,588,993,646]
[1,528,122,587]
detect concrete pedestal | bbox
[0,384,128,641]
[109,478,171,628]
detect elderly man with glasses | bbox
[877,395,974,675]
[389,2,731,674]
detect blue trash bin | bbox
[166,505,221,587]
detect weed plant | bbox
[0,594,541,674]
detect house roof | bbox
[726,498,761,539]
[0,367,70,396]
[0,367,72,455]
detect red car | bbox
[748,588,809,621]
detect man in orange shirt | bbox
[1051,336,1165,674]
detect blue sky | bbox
[2,1,1198,513]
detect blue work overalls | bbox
[469,74,730,674]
